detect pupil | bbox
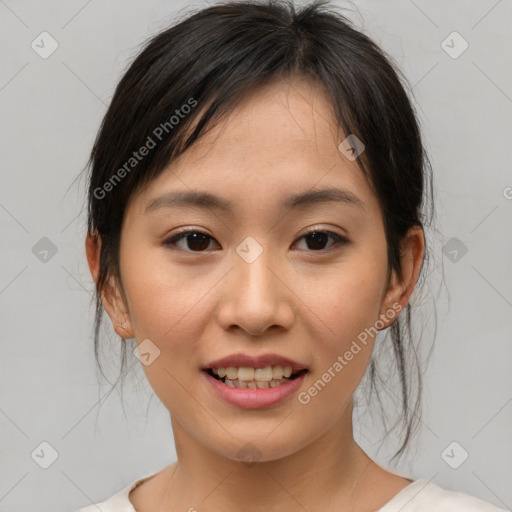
[188,233,209,251]
[307,232,327,250]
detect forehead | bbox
[128,77,378,219]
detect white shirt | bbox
[76,472,507,511]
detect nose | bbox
[215,247,295,337]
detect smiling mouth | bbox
[205,366,308,389]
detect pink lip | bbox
[204,353,308,371]
[202,370,307,409]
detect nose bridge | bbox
[235,235,278,307]
[217,235,294,335]
[238,244,273,293]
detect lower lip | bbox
[202,371,307,409]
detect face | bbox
[90,76,422,463]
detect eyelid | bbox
[162,226,349,253]
[299,225,346,239]
[293,226,349,252]
[163,227,219,252]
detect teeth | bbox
[222,378,287,389]
[213,365,297,382]
[238,367,255,381]
[255,367,273,381]
[225,367,238,380]
[208,365,305,390]
[272,365,283,379]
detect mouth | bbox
[204,366,309,389]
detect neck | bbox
[160,402,378,512]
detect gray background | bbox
[0,0,511,510]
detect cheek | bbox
[296,251,388,404]
[295,271,384,419]
[303,256,387,344]
[119,246,224,385]
[121,243,208,334]
[120,254,212,412]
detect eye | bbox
[162,228,349,253]
[163,230,220,252]
[293,229,349,252]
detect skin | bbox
[86,75,425,512]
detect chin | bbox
[205,431,310,465]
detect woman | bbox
[78,1,504,510]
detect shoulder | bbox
[72,481,134,512]
[72,472,157,512]
[379,478,507,512]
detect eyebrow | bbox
[144,187,364,214]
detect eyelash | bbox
[162,227,349,254]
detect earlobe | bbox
[379,225,425,329]
[102,275,135,340]
[113,319,134,339]
[85,232,135,339]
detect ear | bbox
[378,225,425,328]
[85,232,135,339]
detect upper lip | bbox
[204,353,308,371]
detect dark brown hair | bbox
[84,0,435,462]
